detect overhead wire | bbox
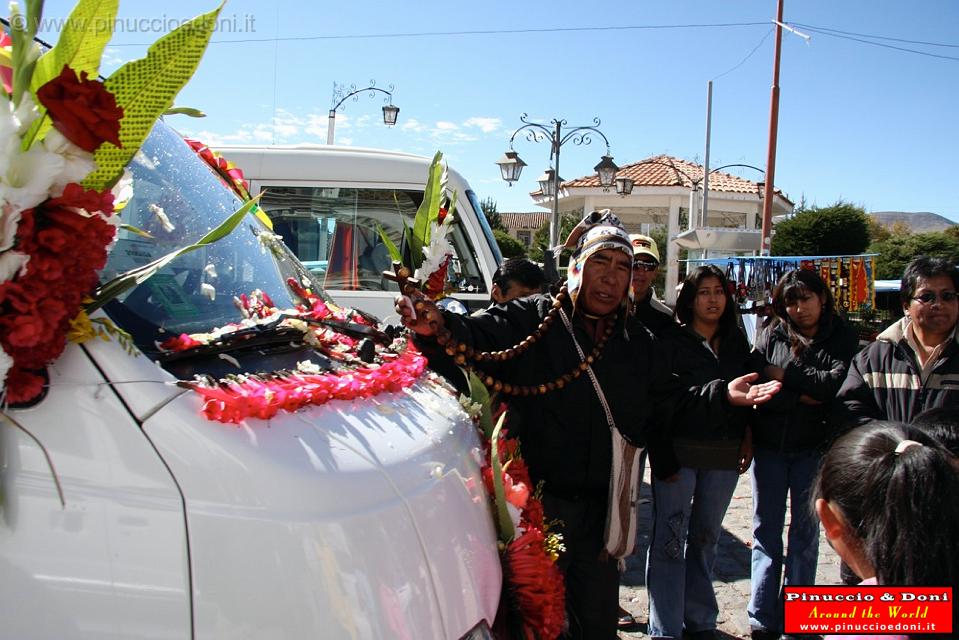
[790,23,959,61]
[105,21,770,47]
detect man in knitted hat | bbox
[396,210,779,639]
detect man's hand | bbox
[727,372,781,407]
[394,291,445,336]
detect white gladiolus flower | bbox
[0,142,65,213]
[413,219,454,282]
[0,250,29,283]
[111,168,134,210]
[43,129,97,190]
[0,202,21,253]
[0,346,13,390]
[13,93,39,136]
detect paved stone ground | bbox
[617,466,842,639]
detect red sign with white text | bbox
[784,586,953,635]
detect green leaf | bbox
[9,0,43,107]
[375,223,401,263]
[119,223,153,239]
[32,0,119,92]
[86,194,259,313]
[490,413,515,542]
[409,150,445,270]
[82,2,224,191]
[467,372,494,440]
[163,106,206,118]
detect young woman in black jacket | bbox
[746,269,860,640]
[646,265,754,640]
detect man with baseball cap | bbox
[629,234,675,337]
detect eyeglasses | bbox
[912,291,958,305]
[632,261,658,272]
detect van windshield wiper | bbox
[156,318,306,363]
[155,312,391,364]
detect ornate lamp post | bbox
[327,81,399,145]
[496,114,618,268]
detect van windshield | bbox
[101,122,322,351]
[258,186,488,296]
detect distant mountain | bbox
[869,211,956,233]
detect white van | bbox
[216,145,503,320]
[0,120,501,639]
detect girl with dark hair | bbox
[814,421,959,640]
[646,265,754,640]
[747,269,860,640]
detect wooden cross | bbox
[383,261,422,297]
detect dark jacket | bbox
[836,318,959,426]
[634,292,677,339]
[648,325,753,479]
[751,316,860,451]
[416,295,724,499]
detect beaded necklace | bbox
[423,285,618,397]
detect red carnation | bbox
[36,65,124,152]
[4,368,46,405]
[4,313,46,348]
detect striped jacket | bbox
[836,317,959,426]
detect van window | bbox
[259,186,488,295]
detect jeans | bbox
[748,447,822,634]
[646,466,740,639]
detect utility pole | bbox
[759,0,784,256]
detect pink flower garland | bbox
[185,339,427,424]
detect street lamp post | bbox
[327,81,399,145]
[496,114,619,269]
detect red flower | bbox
[3,313,46,348]
[4,368,46,405]
[160,333,204,352]
[506,528,566,640]
[36,66,123,152]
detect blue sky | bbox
[37,0,959,221]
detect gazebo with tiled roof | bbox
[530,154,793,304]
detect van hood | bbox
[140,376,501,639]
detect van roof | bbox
[216,143,425,161]
[214,144,468,186]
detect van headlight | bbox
[457,620,494,640]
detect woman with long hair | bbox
[814,421,959,640]
[747,269,860,640]
[645,265,754,640]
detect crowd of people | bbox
[396,211,958,640]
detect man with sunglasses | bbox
[629,234,676,337]
[837,255,959,425]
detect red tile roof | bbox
[501,212,550,231]
[554,154,789,202]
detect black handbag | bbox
[671,436,742,471]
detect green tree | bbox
[771,201,870,256]
[866,216,891,244]
[869,231,959,279]
[493,229,526,258]
[479,196,506,232]
[528,213,579,263]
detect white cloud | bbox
[463,117,501,133]
[402,118,426,133]
[435,121,459,131]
